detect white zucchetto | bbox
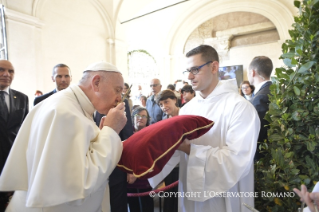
[84,61,121,73]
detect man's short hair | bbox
[140,95,147,101]
[186,45,219,63]
[181,85,195,94]
[167,84,175,91]
[52,63,70,76]
[154,90,177,105]
[249,56,273,79]
[35,90,43,95]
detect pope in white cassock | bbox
[149,45,260,212]
[0,61,127,212]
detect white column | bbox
[107,38,114,64]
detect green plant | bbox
[255,0,319,211]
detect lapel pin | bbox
[14,96,17,98]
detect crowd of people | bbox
[0,44,318,212]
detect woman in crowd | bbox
[155,89,180,119]
[123,83,133,112]
[240,80,255,100]
[155,89,179,212]
[127,107,154,212]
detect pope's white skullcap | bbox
[84,61,121,73]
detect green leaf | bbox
[315,127,319,139]
[288,128,294,135]
[294,1,301,8]
[291,57,298,65]
[296,49,303,56]
[264,113,272,123]
[291,169,300,175]
[304,178,311,185]
[298,61,316,73]
[281,52,295,58]
[299,134,308,140]
[292,110,302,121]
[306,156,316,170]
[314,105,319,114]
[284,152,294,158]
[269,103,280,110]
[269,134,284,141]
[310,34,314,41]
[299,175,309,180]
[306,141,317,152]
[293,86,301,95]
[283,58,294,67]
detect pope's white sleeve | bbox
[148,150,180,188]
[185,101,260,201]
[84,126,122,195]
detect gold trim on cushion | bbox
[117,121,214,178]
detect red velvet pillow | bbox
[117,115,214,179]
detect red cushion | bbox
[117,115,214,179]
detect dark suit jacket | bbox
[93,99,133,186]
[250,81,272,161]
[0,89,29,174]
[34,89,56,106]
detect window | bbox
[0,5,8,59]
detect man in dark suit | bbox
[34,63,72,105]
[94,99,133,212]
[0,60,29,211]
[247,56,273,161]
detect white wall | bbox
[4,0,115,106]
[35,0,112,93]
[5,9,44,104]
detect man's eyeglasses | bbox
[150,84,159,87]
[134,114,148,119]
[183,61,212,75]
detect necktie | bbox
[0,91,9,121]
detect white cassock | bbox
[149,79,260,212]
[0,85,122,212]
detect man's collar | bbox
[0,86,10,94]
[253,80,271,95]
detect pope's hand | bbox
[102,102,127,134]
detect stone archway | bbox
[165,0,294,56]
[163,0,294,82]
